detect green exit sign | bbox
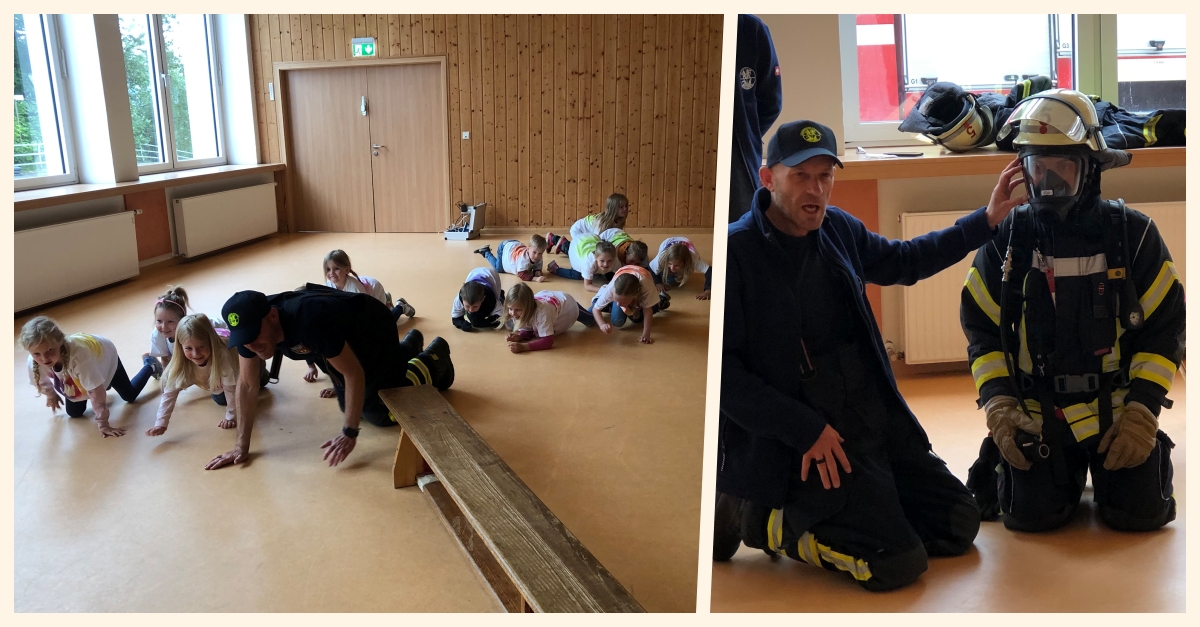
[351,37,376,58]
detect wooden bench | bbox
[379,386,645,613]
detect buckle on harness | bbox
[1053,373,1099,394]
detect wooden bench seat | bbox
[379,386,645,613]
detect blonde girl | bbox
[649,237,713,300]
[588,265,670,344]
[502,283,594,353]
[149,314,241,436]
[21,316,158,437]
[545,193,631,254]
[308,250,417,389]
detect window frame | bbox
[13,14,79,191]
[132,13,227,175]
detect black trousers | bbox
[743,344,979,592]
[971,425,1176,533]
[330,343,440,427]
[65,358,154,417]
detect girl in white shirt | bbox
[649,236,714,300]
[148,314,241,436]
[503,283,594,353]
[21,316,158,437]
[308,249,418,391]
[589,265,669,345]
[544,193,630,254]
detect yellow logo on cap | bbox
[801,126,821,143]
[228,313,240,327]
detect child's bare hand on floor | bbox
[508,342,529,354]
[146,426,167,436]
[319,387,336,398]
[218,419,236,429]
[303,364,320,382]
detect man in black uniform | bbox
[205,284,454,470]
[716,119,1024,591]
[730,14,782,222]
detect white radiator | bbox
[15,212,139,311]
[901,211,973,364]
[173,183,278,257]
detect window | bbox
[13,14,75,189]
[840,14,1076,144]
[120,13,224,172]
[1116,14,1186,112]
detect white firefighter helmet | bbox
[931,93,994,152]
[997,88,1107,151]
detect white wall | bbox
[759,14,846,155]
[215,14,260,165]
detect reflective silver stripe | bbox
[964,267,1000,325]
[1037,253,1107,278]
[1102,323,1123,373]
[1139,261,1180,320]
[798,532,873,582]
[767,509,784,553]
[1129,352,1177,391]
[971,352,1008,392]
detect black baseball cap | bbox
[766,120,844,169]
[222,290,271,348]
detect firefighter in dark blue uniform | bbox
[730,15,782,222]
[962,89,1183,532]
[715,120,1025,591]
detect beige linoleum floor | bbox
[710,371,1187,612]
[13,231,711,613]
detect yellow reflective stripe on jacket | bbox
[1103,323,1123,373]
[1018,317,1033,373]
[1143,114,1161,146]
[1129,352,1177,391]
[1038,389,1129,443]
[797,532,873,582]
[965,267,1000,325]
[767,508,784,553]
[971,352,1008,392]
[1139,261,1180,320]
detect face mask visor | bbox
[1022,153,1083,201]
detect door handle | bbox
[372,144,385,149]
[361,96,367,116]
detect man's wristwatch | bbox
[342,426,360,439]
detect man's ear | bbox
[758,165,774,191]
[266,307,279,324]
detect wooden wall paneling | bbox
[552,15,566,228]
[575,17,591,219]
[701,16,722,228]
[470,16,486,216]
[481,15,497,223]
[563,15,579,223]
[624,14,642,224]
[613,15,630,203]
[687,21,710,227]
[588,17,605,216]
[289,16,303,61]
[301,15,313,61]
[601,15,617,201]
[423,14,435,55]
[458,16,475,207]
[675,15,697,228]
[322,16,335,60]
[332,15,345,60]
[125,189,172,260]
[649,18,669,227]
[249,14,721,229]
[527,16,542,227]
[661,15,684,228]
[446,16,462,209]
[387,15,400,56]
[491,15,507,228]
[540,16,555,227]
[636,16,656,229]
[504,15,519,226]
[311,15,325,60]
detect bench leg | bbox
[393,429,425,489]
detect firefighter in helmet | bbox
[962,89,1183,532]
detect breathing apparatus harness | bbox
[997,195,1146,466]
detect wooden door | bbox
[366,63,450,233]
[286,68,376,232]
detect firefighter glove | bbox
[985,395,1042,471]
[1098,401,1158,470]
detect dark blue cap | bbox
[766,120,844,169]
